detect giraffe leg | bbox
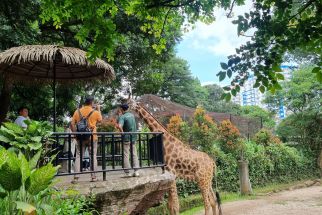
[208,188,217,215]
[167,180,180,215]
[198,181,212,215]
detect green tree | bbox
[218,0,321,98]
[265,67,321,148]
[239,105,275,129]
[202,84,241,114]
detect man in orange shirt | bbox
[71,96,102,182]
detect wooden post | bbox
[238,160,252,195]
[0,75,13,124]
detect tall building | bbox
[232,65,295,119]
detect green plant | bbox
[0,121,53,160]
[0,146,59,215]
[253,128,281,146]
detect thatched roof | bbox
[0,45,115,82]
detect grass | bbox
[180,178,317,215]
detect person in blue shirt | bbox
[117,103,140,177]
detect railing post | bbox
[160,133,165,173]
[68,133,72,173]
[80,138,83,173]
[121,134,124,169]
[146,134,150,166]
[130,134,134,168]
[138,133,142,168]
[102,134,106,181]
[90,134,94,172]
[112,134,115,170]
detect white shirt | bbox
[15,116,29,129]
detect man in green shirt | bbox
[117,103,140,177]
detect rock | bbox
[304,180,315,187]
[56,168,175,215]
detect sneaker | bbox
[132,171,140,177]
[125,172,132,177]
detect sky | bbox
[176,1,253,87]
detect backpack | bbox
[76,109,95,141]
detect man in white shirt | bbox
[14,107,30,129]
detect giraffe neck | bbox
[134,104,187,150]
[135,104,167,133]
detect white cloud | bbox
[183,0,254,57]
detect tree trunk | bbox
[238,159,253,195]
[0,76,13,124]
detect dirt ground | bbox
[195,186,322,215]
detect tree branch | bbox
[227,0,236,18]
[289,0,316,21]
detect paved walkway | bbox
[195,186,322,215]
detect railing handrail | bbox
[52,131,164,135]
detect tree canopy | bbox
[219,0,321,100]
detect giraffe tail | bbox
[215,191,223,215]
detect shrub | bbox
[98,118,118,132]
[253,128,282,146]
[191,106,218,154]
[218,120,243,157]
[0,121,54,163]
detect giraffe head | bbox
[126,97,139,111]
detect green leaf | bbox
[220,62,228,70]
[312,67,320,73]
[0,135,10,143]
[3,122,24,135]
[317,72,322,83]
[225,93,232,102]
[29,150,42,169]
[18,152,30,184]
[30,136,42,142]
[27,142,42,150]
[253,82,260,88]
[276,73,284,80]
[227,69,232,78]
[0,151,22,191]
[272,64,282,72]
[26,163,59,195]
[0,147,8,168]
[15,201,36,214]
[259,86,265,93]
[218,72,226,81]
[235,85,240,92]
[0,185,7,198]
[231,89,237,96]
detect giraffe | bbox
[128,99,222,215]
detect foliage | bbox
[219,0,322,99]
[245,141,319,187]
[97,118,119,132]
[191,106,218,153]
[157,57,208,108]
[0,121,53,160]
[217,120,243,155]
[38,0,230,60]
[166,114,190,143]
[202,84,241,114]
[51,192,98,215]
[265,67,322,148]
[276,112,322,149]
[239,105,275,129]
[0,147,59,215]
[253,129,282,146]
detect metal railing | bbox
[52,132,164,180]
